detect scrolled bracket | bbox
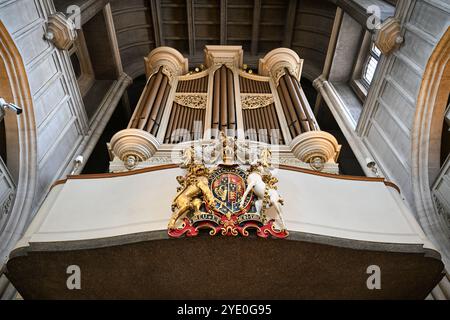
[290,131,341,171]
[110,129,160,170]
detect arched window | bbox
[432,95,450,229]
[0,19,38,300]
[361,44,382,87]
[350,30,382,102]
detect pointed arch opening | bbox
[0,20,37,299]
[411,27,450,270]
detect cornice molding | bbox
[258,48,303,85]
[144,47,189,83]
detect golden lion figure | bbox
[168,165,216,229]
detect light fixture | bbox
[0,97,22,116]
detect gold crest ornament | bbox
[168,164,216,229]
[168,133,288,238]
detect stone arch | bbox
[0,21,37,299]
[411,27,450,270]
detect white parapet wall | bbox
[14,166,436,249]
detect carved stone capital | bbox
[375,18,403,55]
[144,47,189,83]
[290,131,341,171]
[259,48,303,85]
[110,129,160,169]
[45,12,77,50]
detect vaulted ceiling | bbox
[110,0,337,80]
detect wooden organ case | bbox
[109,46,341,173]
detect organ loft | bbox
[0,0,448,301]
[3,44,444,299]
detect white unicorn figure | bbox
[239,164,287,231]
[180,146,195,168]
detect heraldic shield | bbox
[167,134,288,239]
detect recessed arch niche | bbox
[411,27,450,270]
[0,20,37,299]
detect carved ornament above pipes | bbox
[174,93,207,109]
[259,48,303,86]
[44,12,77,50]
[374,17,404,55]
[240,94,274,110]
[144,47,189,84]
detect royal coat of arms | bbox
[168,133,288,239]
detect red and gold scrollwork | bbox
[168,134,288,239]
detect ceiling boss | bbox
[167,133,288,239]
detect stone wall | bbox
[0,0,131,299]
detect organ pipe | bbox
[242,103,284,144]
[275,68,321,138]
[134,60,322,146]
[150,83,171,136]
[211,65,236,135]
[279,77,302,136]
[290,73,319,130]
[177,76,208,93]
[146,76,169,131]
[284,73,311,132]
[227,68,235,130]
[212,69,221,131]
[129,67,171,137]
[239,76,271,93]
[137,70,164,129]
[220,66,228,130]
[164,74,209,143]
